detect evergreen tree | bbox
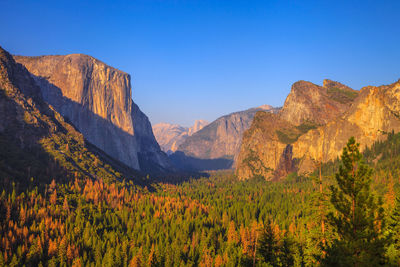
[323,137,387,266]
[387,195,400,265]
[280,233,295,267]
[258,219,279,266]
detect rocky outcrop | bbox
[236,78,400,180]
[14,54,171,173]
[235,112,295,180]
[279,80,358,125]
[188,120,209,136]
[236,79,359,180]
[292,79,400,174]
[0,45,132,183]
[152,120,208,154]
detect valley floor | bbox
[2,133,400,266]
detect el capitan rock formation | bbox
[0,45,134,183]
[14,54,171,173]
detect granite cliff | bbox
[0,46,137,184]
[236,79,361,180]
[152,120,208,154]
[14,54,171,173]
[280,80,358,125]
[292,79,400,174]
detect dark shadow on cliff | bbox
[169,151,234,172]
[8,62,218,184]
[0,78,150,192]
[24,71,175,176]
[272,144,298,180]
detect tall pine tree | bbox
[387,196,400,265]
[323,137,386,266]
[258,219,279,266]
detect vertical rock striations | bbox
[0,45,131,183]
[14,54,171,172]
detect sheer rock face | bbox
[14,54,171,172]
[293,80,400,174]
[236,78,400,180]
[176,106,279,162]
[188,120,209,136]
[0,45,120,182]
[235,112,292,180]
[152,120,208,154]
[279,79,358,125]
[236,79,358,180]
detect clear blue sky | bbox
[1,0,400,127]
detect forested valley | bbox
[1,132,400,266]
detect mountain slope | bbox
[170,105,279,171]
[0,46,140,187]
[236,79,359,180]
[14,54,171,173]
[280,79,358,125]
[293,79,400,173]
[152,120,208,153]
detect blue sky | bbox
[1,0,400,126]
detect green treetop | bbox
[324,137,387,266]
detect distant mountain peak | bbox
[153,120,208,153]
[258,104,274,110]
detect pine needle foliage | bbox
[324,137,387,266]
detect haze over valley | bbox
[2,1,400,266]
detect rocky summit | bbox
[14,54,171,173]
[152,120,208,154]
[235,78,400,180]
[279,79,358,125]
[292,79,400,174]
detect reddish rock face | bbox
[279,79,358,126]
[236,78,400,180]
[292,80,400,174]
[236,79,360,180]
[235,112,294,180]
[14,54,171,172]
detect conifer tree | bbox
[258,219,279,266]
[323,137,386,266]
[387,195,400,265]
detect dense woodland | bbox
[1,133,400,266]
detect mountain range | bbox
[166,105,280,171]
[152,120,208,154]
[3,43,400,183]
